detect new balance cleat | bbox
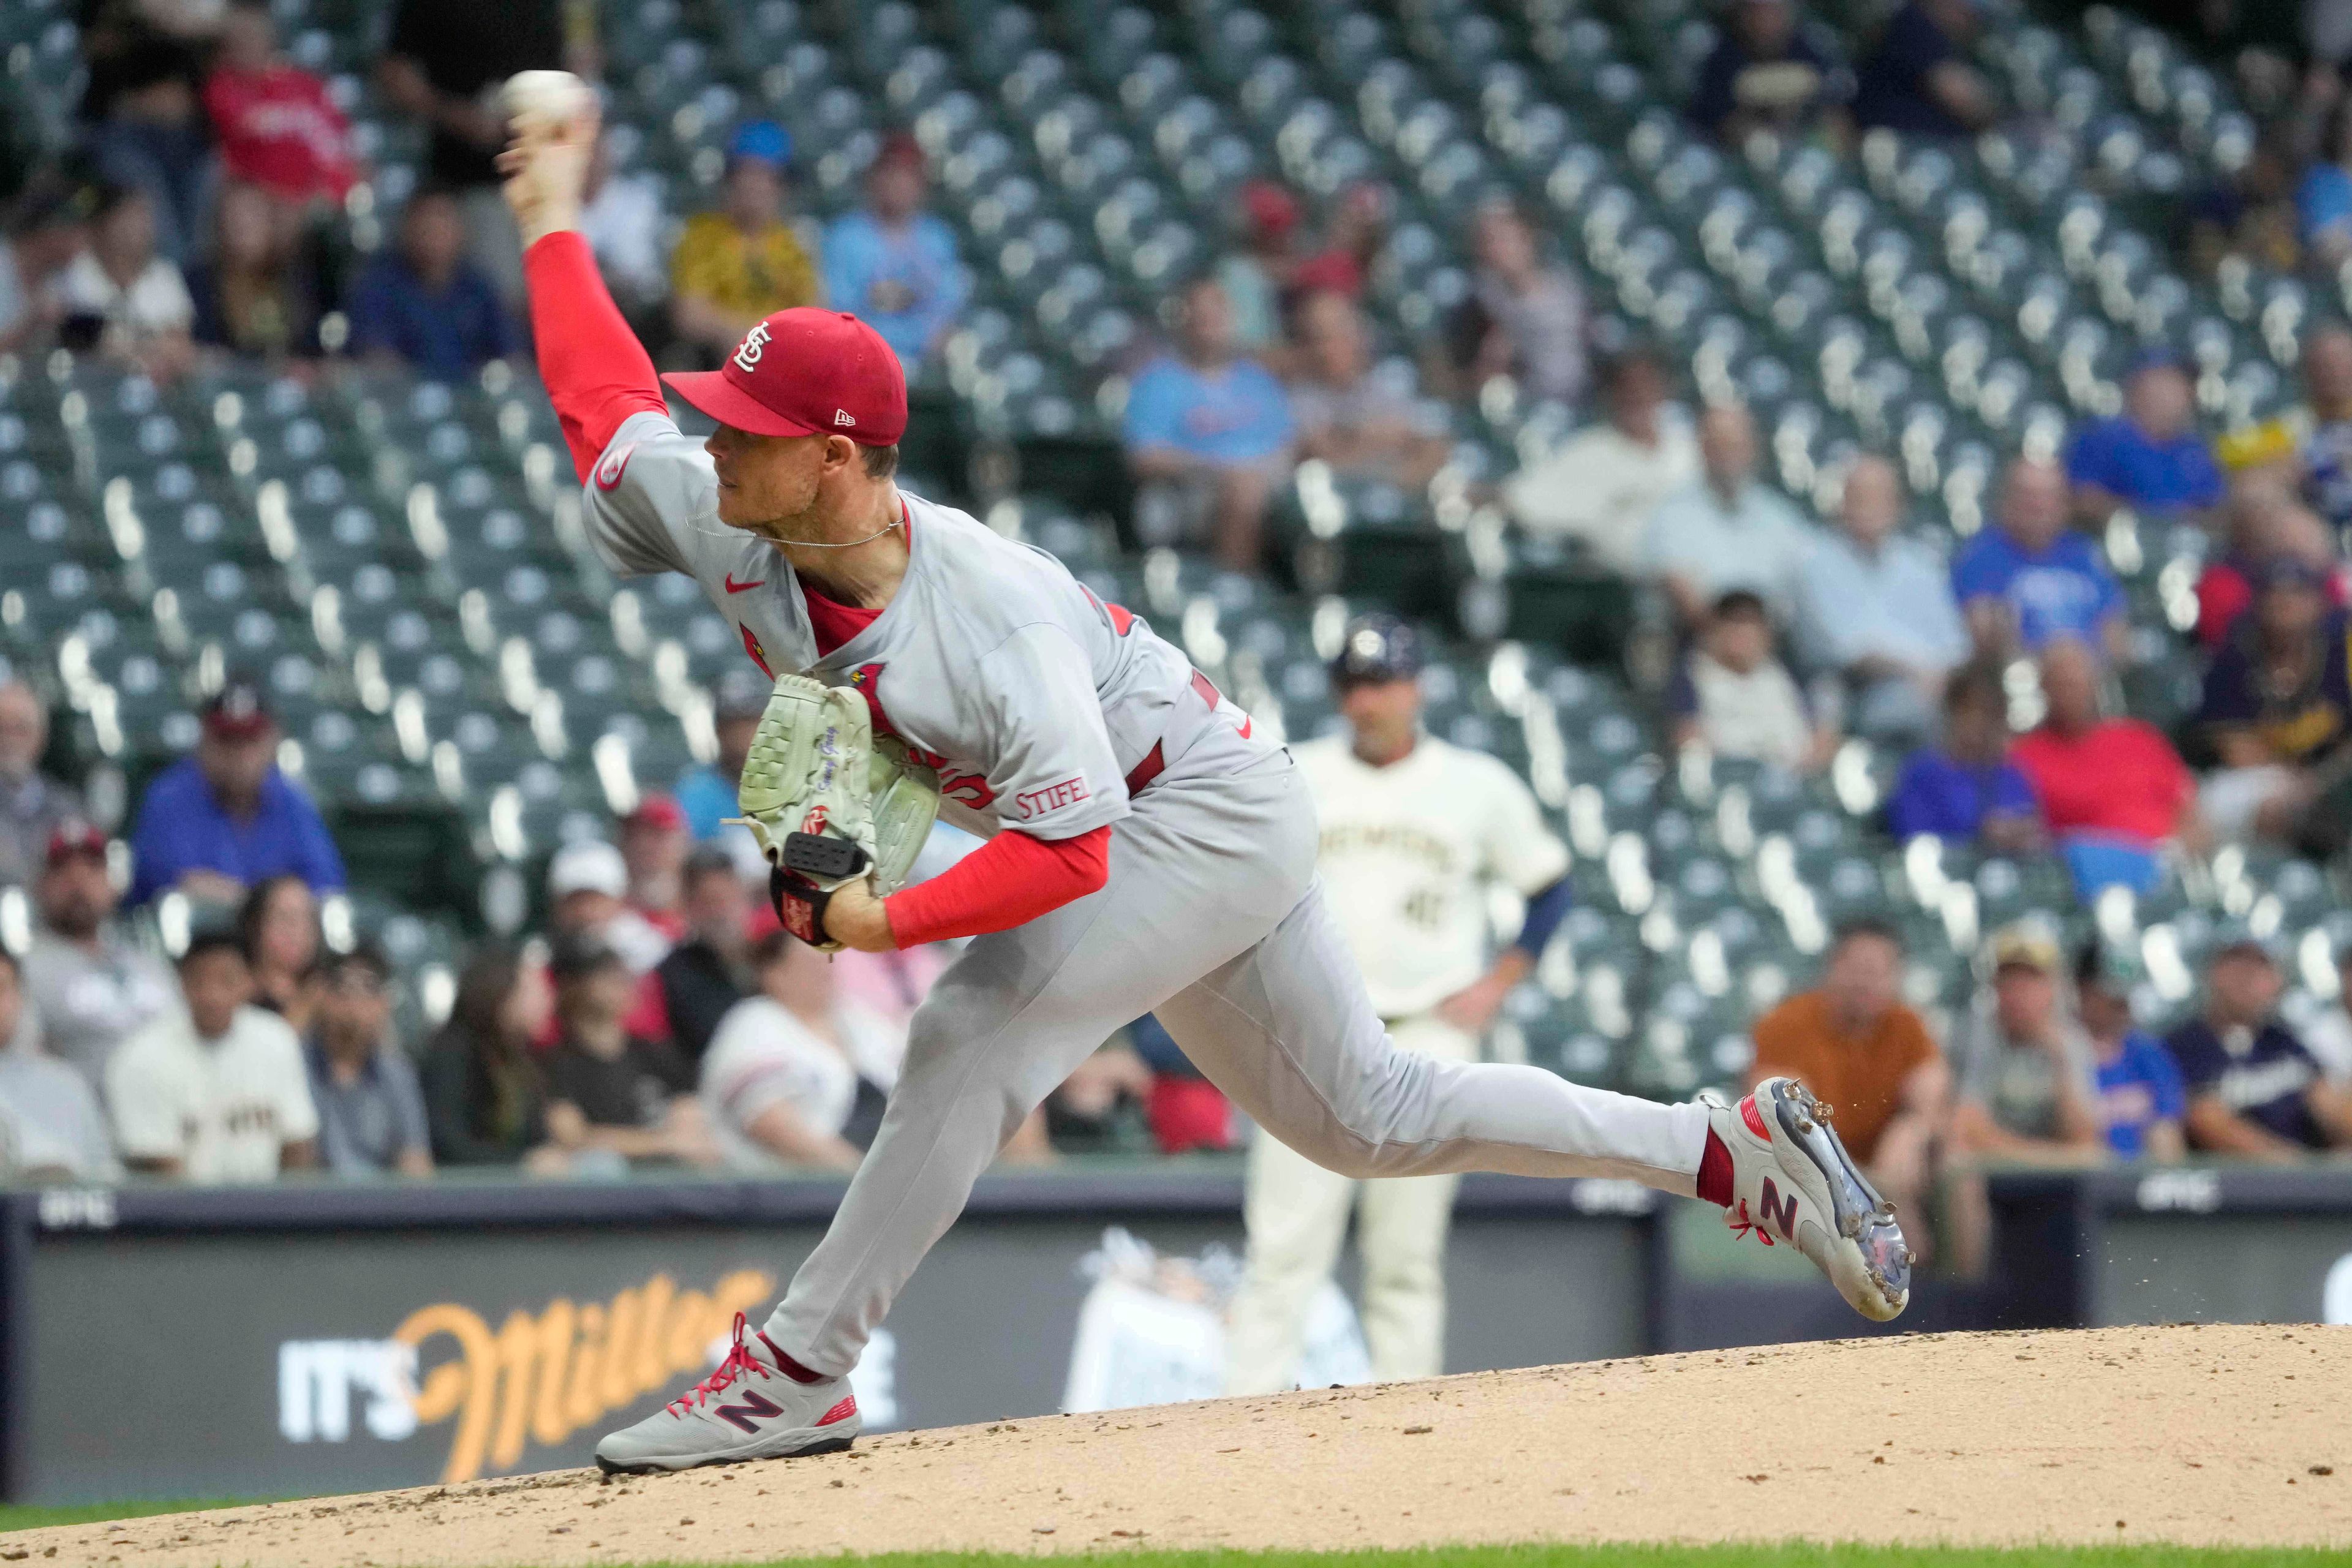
[595,1313,861,1474]
[1703,1076,1910,1321]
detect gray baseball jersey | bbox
[566,407,1711,1384]
[582,410,1216,839]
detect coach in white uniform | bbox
[1225,616,1572,1392]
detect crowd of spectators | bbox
[1752,913,2352,1273]
[0,0,976,388]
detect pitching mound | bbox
[28,1324,2351,1563]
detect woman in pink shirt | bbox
[2009,638,2199,895]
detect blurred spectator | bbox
[202,2,358,211]
[127,679,345,908]
[2297,100,2352,270]
[21,821,176,1087]
[1796,454,1969,745]
[238,873,321,1035]
[1885,662,2040,854]
[2169,932,2352,1158]
[543,932,711,1167]
[0,944,119,1183]
[547,837,670,976]
[578,130,669,328]
[1044,1043,1159,1154]
[0,168,97,358]
[2216,322,2352,533]
[2193,486,2343,650]
[2011,638,2197,897]
[655,848,753,1064]
[1286,290,1449,491]
[346,185,521,382]
[1125,275,1294,573]
[1669,589,1837,772]
[669,121,818,366]
[2301,944,2352,1085]
[2198,560,2352,854]
[823,133,968,375]
[619,794,690,940]
[1215,180,1301,358]
[1291,180,1387,301]
[1950,458,2127,665]
[1124,1012,1230,1155]
[2073,940,2185,1162]
[1643,402,1817,630]
[700,928,906,1173]
[2064,354,2223,527]
[676,669,769,878]
[1499,347,1698,575]
[1688,0,1852,145]
[0,680,84,890]
[1747,918,1947,1242]
[107,930,319,1182]
[1444,201,1588,408]
[187,181,322,361]
[56,185,195,380]
[376,0,567,305]
[77,0,219,266]
[2185,133,2300,278]
[1947,922,2105,1162]
[1850,0,1997,139]
[420,944,568,1170]
[304,942,433,1178]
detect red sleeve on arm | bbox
[882,826,1111,948]
[522,232,670,481]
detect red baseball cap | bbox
[622,793,687,834]
[44,819,108,868]
[662,309,908,445]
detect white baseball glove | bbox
[728,674,940,949]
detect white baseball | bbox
[502,69,597,141]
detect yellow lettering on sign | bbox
[393,1267,775,1483]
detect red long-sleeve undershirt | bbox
[524,232,669,481]
[523,230,1114,948]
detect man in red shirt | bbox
[203,2,358,209]
[2010,636,2200,895]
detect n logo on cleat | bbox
[712,1391,785,1433]
[1757,1177,1799,1242]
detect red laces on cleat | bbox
[669,1311,772,1415]
[1727,1199,1776,1247]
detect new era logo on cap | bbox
[664,309,908,446]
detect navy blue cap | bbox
[1330,614,1423,687]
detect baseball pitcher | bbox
[496,88,1909,1476]
[1224,615,1572,1393]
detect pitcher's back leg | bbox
[1154,880,1710,1191]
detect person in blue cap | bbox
[669,118,818,364]
[2064,351,2225,528]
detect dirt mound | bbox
[28,1324,2351,1564]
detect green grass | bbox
[0,1497,259,1532]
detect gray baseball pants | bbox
[763,723,1710,1375]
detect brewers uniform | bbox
[1225,622,1570,1392]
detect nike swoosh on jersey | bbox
[725,575,766,594]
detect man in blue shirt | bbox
[2168,932,2352,1158]
[2074,941,2184,1161]
[1950,457,2128,664]
[1850,0,1996,139]
[347,184,521,381]
[128,679,345,907]
[1124,275,1294,572]
[1885,662,2039,851]
[2065,355,2224,527]
[821,134,968,376]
